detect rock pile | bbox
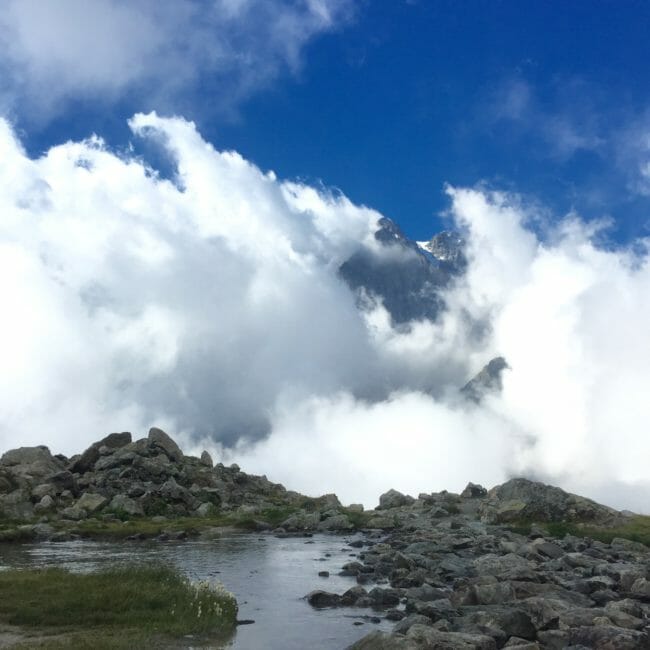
[303,485,649,649]
[0,428,304,528]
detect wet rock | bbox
[368,587,401,609]
[406,625,497,649]
[341,586,369,606]
[306,590,341,608]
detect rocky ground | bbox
[303,484,650,649]
[2,430,650,648]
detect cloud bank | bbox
[0,0,354,121]
[1,114,650,512]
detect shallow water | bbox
[0,532,392,649]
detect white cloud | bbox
[487,77,604,161]
[0,0,355,121]
[2,114,650,512]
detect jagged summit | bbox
[339,218,466,325]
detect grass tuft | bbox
[506,515,650,547]
[0,564,237,647]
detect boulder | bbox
[61,505,87,520]
[148,428,183,462]
[569,625,649,649]
[76,492,107,513]
[195,502,214,517]
[306,590,341,608]
[351,626,479,649]
[200,450,213,467]
[1,446,53,467]
[109,494,144,517]
[70,432,132,474]
[480,478,617,523]
[0,446,64,480]
[47,470,77,493]
[461,482,488,498]
[0,489,34,519]
[281,511,320,531]
[317,514,353,531]
[378,489,415,510]
[34,495,55,513]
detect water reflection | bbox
[0,533,392,649]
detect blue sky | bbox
[5,0,650,242]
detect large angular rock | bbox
[306,590,341,608]
[70,432,132,474]
[378,489,415,510]
[76,492,107,513]
[0,446,63,480]
[318,514,353,531]
[479,478,617,523]
[569,624,649,649]
[349,626,497,650]
[147,428,183,462]
[0,489,34,519]
[109,494,144,517]
[2,446,49,466]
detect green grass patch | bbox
[506,515,650,547]
[0,564,237,647]
[343,508,372,529]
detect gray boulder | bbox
[148,428,183,462]
[70,432,132,474]
[306,590,341,608]
[109,494,144,517]
[61,505,87,520]
[76,492,107,513]
[378,489,415,510]
[0,489,34,519]
[479,478,617,523]
[0,446,64,482]
[461,482,488,499]
[318,514,353,531]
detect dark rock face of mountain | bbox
[339,218,465,325]
[419,230,467,274]
[462,357,510,402]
